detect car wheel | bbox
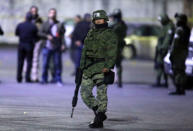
[122,44,136,59]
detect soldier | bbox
[80,10,117,128]
[0,25,4,35]
[153,14,175,87]
[169,13,190,95]
[111,9,127,88]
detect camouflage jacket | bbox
[157,21,175,58]
[80,27,118,77]
[160,21,175,56]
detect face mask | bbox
[108,21,115,27]
[95,22,108,29]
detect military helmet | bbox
[175,13,187,23]
[112,9,122,19]
[92,10,109,22]
[113,9,122,16]
[157,14,169,25]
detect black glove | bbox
[104,70,115,85]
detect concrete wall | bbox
[0,0,184,43]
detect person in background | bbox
[30,5,43,83]
[38,8,66,86]
[70,13,91,75]
[70,15,82,75]
[169,13,190,95]
[74,15,82,24]
[15,12,38,83]
[80,10,117,128]
[0,24,3,83]
[153,14,175,88]
[111,9,127,88]
[0,25,4,35]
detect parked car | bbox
[164,29,193,89]
[123,23,161,59]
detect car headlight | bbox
[124,38,132,45]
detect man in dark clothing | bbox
[70,15,82,75]
[15,12,38,83]
[169,13,190,95]
[38,8,65,86]
[111,9,127,88]
[70,13,91,74]
[0,25,4,35]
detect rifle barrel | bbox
[71,107,74,118]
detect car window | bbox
[133,25,160,36]
[127,24,137,35]
[150,26,160,36]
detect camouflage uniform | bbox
[80,10,117,114]
[169,13,190,95]
[154,14,175,87]
[111,9,127,87]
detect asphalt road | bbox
[0,47,193,131]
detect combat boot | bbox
[169,87,185,95]
[17,78,22,83]
[89,112,107,128]
[169,90,185,95]
[98,112,107,121]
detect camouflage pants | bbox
[156,65,167,84]
[155,55,167,84]
[80,73,108,113]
